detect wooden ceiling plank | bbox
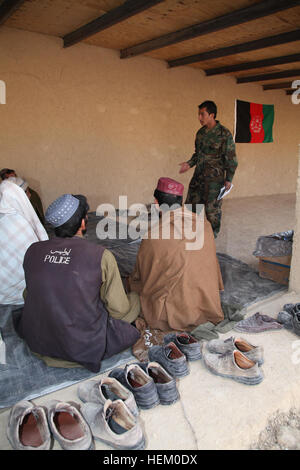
[120,0,300,59]
[263,81,294,89]
[63,0,164,48]
[0,0,26,26]
[237,68,300,83]
[168,30,300,68]
[205,53,300,76]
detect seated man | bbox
[16,194,140,372]
[128,177,224,332]
[0,168,45,224]
[0,179,48,305]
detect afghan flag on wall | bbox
[234,99,274,143]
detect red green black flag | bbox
[234,99,274,143]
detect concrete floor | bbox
[216,193,296,268]
[1,193,299,451]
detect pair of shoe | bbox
[277,303,300,335]
[108,361,179,409]
[77,377,145,450]
[146,332,202,379]
[7,399,92,450]
[163,333,202,362]
[201,336,264,386]
[105,333,201,410]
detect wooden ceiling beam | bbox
[237,69,300,83]
[63,0,164,48]
[263,81,294,90]
[205,53,300,76]
[168,30,300,68]
[120,0,300,59]
[0,0,26,25]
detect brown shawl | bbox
[128,206,224,332]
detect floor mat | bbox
[0,305,135,409]
[190,253,286,341]
[0,212,286,408]
[218,252,286,317]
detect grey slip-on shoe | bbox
[283,303,297,314]
[77,377,139,417]
[108,363,160,410]
[6,400,51,450]
[47,400,93,450]
[291,303,300,315]
[81,399,146,450]
[278,303,300,335]
[148,342,189,378]
[137,361,180,405]
[277,303,300,334]
[290,304,300,336]
[277,310,294,330]
[234,312,283,333]
[292,311,300,336]
[201,342,263,386]
[206,336,264,366]
[163,332,202,361]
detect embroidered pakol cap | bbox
[45,194,79,227]
[156,177,184,196]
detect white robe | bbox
[0,180,48,305]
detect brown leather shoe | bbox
[201,342,263,385]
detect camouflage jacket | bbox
[187,121,238,182]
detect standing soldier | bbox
[179,101,238,237]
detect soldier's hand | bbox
[179,162,190,173]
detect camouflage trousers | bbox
[185,175,223,238]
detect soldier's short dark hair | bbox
[198,101,217,118]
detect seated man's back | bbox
[17,194,140,372]
[129,178,224,332]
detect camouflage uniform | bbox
[185,121,237,237]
